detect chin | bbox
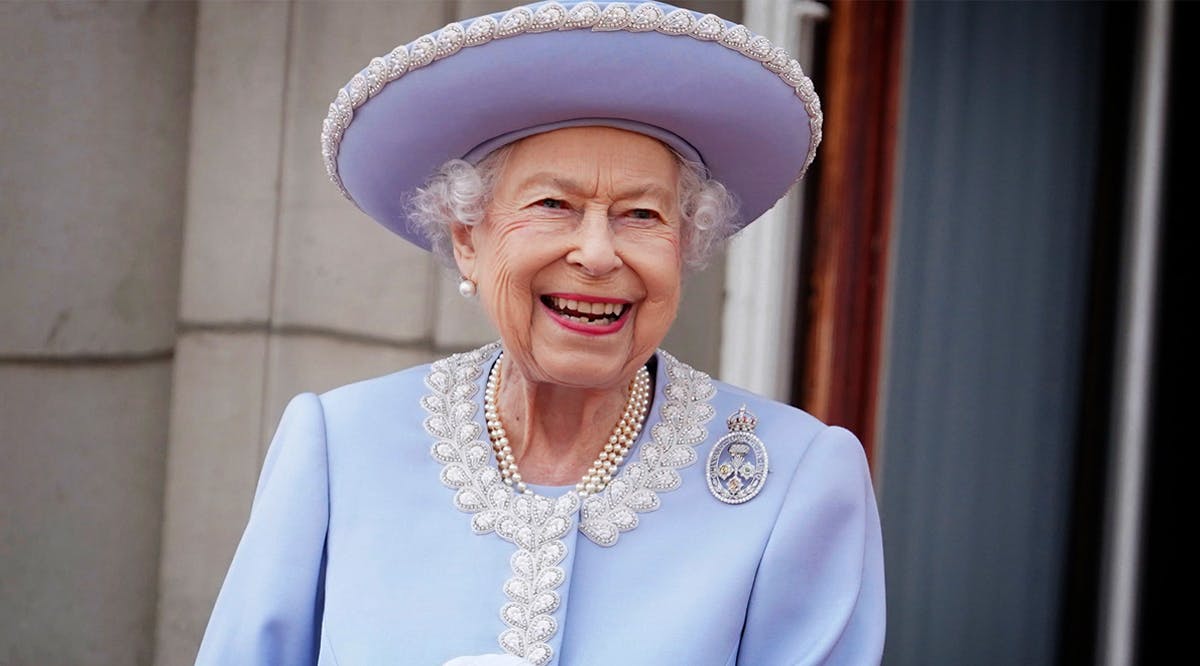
[509,308,667,388]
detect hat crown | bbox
[322,1,822,250]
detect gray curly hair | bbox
[408,145,740,271]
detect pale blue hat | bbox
[322,0,822,251]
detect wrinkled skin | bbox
[451,127,683,484]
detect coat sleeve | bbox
[736,426,886,666]
[196,393,330,666]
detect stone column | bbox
[0,2,196,664]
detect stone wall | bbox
[0,2,197,664]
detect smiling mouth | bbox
[540,295,630,326]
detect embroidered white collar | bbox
[425,342,715,664]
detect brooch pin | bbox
[706,406,769,504]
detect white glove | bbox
[442,654,534,666]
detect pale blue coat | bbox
[197,344,885,665]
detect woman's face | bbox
[452,126,683,391]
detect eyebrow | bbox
[516,172,676,204]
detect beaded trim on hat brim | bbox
[321,1,822,203]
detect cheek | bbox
[479,256,532,323]
[474,218,537,286]
[474,223,560,329]
[628,231,684,305]
[631,263,681,354]
[646,277,682,315]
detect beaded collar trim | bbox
[321,1,823,198]
[423,342,716,664]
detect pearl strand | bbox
[484,353,652,497]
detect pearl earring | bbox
[458,277,477,298]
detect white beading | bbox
[424,342,715,664]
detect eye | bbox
[627,208,662,221]
[536,198,567,209]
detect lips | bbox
[540,294,630,327]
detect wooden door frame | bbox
[794,0,907,464]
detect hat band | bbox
[462,117,704,165]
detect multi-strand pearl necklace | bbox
[484,353,652,497]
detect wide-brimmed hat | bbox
[322,0,822,251]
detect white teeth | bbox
[547,296,627,320]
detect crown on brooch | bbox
[726,405,758,432]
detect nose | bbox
[566,208,622,276]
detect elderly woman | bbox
[197,2,884,665]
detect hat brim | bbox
[326,1,821,251]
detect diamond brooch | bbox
[706,406,769,504]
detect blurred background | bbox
[0,1,1185,665]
